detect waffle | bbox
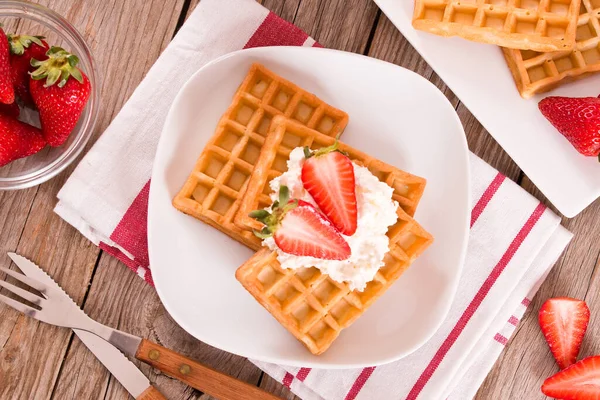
[412,0,581,52]
[503,0,600,98]
[236,205,434,355]
[173,64,349,250]
[234,116,427,233]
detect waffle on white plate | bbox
[173,63,348,250]
[503,0,600,98]
[234,116,433,354]
[412,0,581,52]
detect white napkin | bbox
[55,0,572,398]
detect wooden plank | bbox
[0,0,188,399]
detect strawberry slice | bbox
[542,356,600,400]
[250,187,351,260]
[539,96,600,159]
[539,297,590,370]
[301,141,357,236]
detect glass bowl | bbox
[0,1,99,190]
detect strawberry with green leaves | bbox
[29,46,91,147]
[250,186,351,260]
[0,113,46,167]
[0,26,15,104]
[8,34,49,104]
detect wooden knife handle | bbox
[136,386,167,400]
[135,339,281,400]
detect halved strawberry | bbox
[301,140,357,236]
[539,297,590,369]
[250,186,351,260]
[542,356,600,400]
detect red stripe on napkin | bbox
[494,333,508,346]
[296,367,311,381]
[109,181,151,268]
[508,316,519,326]
[406,203,546,399]
[471,173,505,227]
[283,372,294,388]
[522,298,531,307]
[345,367,375,400]
[244,12,308,48]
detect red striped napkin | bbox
[55,0,572,398]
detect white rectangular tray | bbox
[374,0,600,217]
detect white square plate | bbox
[148,47,470,368]
[374,0,600,217]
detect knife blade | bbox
[7,252,152,399]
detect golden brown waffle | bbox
[503,0,600,98]
[234,116,427,233]
[173,64,349,250]
[413,0,581,52]
[236,206,434,355]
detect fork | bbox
[0,267,280,400]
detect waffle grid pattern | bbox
[503,0,600,97]
[173,64,348,250]
[236,207,434,355]
[413,0,581,51]
[234,116,427,233]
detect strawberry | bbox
[301,140,357,236]
[0,101,19,118]
[539,96,600,159]
[0,26,15,104]
[539,297,590,370]
[250,186,351,260]
[29,46,91,147]
[8,34,49,104]
[0,114,46,167]
[542,356,600,400]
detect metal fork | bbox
[0,267,280,400]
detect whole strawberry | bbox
[29,46,91,147]
[0,26,15,104]
[539,96,600,160]
[8,34,49,104]
[0,114,46,167]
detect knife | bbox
[8,252,165,400]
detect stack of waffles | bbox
[173,64,434,355]
[412,0,600,98]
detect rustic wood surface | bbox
[0,0,598,399]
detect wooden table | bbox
[0,0,598,399]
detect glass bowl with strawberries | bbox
[0,1,99,189]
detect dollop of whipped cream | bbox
[263,147,399,291]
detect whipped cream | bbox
[263,147,399,291]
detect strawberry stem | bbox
[7,34,44,55]
[303,134,348,159]
[249,186,298,239]
[30,46,83,88]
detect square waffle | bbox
[412,0,581,52]
[235,206,434,355]
[234,116,427,233]
[173,64,349,250]
[503,0,600,98]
